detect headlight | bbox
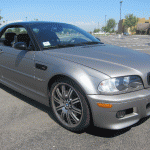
[98,75,143,94]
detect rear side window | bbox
[0,27,31,48]
[1,27,27,39]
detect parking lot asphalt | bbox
[1,35,150,150]
[98,34,150,55]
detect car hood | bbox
[43,44,150,85]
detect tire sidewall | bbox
[49,79,90,132]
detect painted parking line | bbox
[134,49,144,50]
[127,45,149,47]
[134,49,150,51]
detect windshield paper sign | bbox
[43,41,51,47]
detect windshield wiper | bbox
[81,41,104,45]
[43,44,77,50]
[57,43,77,48]
[43,41,104,50]
[57,41,103,47]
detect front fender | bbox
[34,52,110,101]
[46,57,110,95]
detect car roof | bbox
[2,21,69,26]
[0,21,70,34]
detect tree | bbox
[21,30,27,34]
[13,28,21,35]
[111,29,115,33]
[101,18,116,33]
[6,29,13,33]
[101,26,109,32]
[0,9,3,25]
[63,28,71,34]
[0,15,3,25]
[106,18,116,31]
[0,10,2,21]
[123,14,138,34]
[93,28,100,33]
[34,18,39,21]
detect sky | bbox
[0,0,149,31]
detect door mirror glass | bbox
[13,42,27,50]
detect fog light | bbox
[116,110,126,118]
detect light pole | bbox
[0,9,2,21]
[120,1,123,20]
[26,17,27,21]
[105,15,107,26]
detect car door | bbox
[0,27,36,93]
[0,45,36,92]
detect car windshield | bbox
[29,22,101,50]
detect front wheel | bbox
[49,79,90,132]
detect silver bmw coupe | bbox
[0,22,150,131]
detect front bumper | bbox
[87,89,150,130]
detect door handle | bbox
[0,49,4,54]
[35,63,47,71]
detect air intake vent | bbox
[146,103,150,109]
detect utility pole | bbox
[120,1,123,20]
[105,15,107,26]
[0,9,2,21]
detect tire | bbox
[49,79,90,132]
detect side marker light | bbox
[97,103,113,108]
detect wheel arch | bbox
[48,74,88,100]
[47,74,93,124]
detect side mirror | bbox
[13,42,27,50]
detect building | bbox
[136,23,150,35]
[118,17,150,34]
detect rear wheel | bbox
[49,79,90,132]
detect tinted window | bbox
[30,23,100,49]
